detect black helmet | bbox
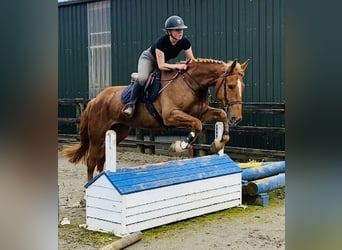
[164,15,188,30]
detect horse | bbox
[63,58,249,181]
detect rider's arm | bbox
[184,47,194,61]
[155,49,187,71]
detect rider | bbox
[123,15,195,118]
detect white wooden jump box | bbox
[84,154,242,236]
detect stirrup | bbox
[122,104,134,117]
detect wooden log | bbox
[246,173,285,196]
[242,161,285,181]
[99,231,142,250]
[243,192,270,206]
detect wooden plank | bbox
[87,186,121,201]
[125,189,241,224]
[124,174,241,207]
[87,199,242,236]
[87,217,121,234]
[125,183,241,216]
[87,207,122,223]
[86,175,121,199]
[126,199,241,234]
[112,167,240,195]
[58,98,87,105]
[104,155,241,194]
[58,118,81,124]
[86,196,122,213]
[204,125,285,135]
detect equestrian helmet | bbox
[164,15,188,30]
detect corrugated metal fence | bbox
[58,0,284,151]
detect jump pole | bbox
[242,161,285,181]
[245,173,285,196]
[105,130,117,172]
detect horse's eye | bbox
[228,85,234,90]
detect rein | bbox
[158,59,192,94]
[158,71,181,94]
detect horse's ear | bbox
[240,59,250,71]
[227,59,237,73]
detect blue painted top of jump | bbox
[85,154,241,195]
[242,161,285,181]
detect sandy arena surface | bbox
[58,145,285,250]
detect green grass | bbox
[58,219,119,248]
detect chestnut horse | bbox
[63,58,249,181]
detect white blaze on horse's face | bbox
[237,79,242,98]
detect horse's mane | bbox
[191,58,225,64]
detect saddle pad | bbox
[121,78,160,104]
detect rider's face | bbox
[170,29,184,40]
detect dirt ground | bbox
[58,145,285,250]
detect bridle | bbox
[216,71,244,113]
[158,61,244,113]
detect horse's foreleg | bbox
[200,107,230,153]
[164,111,202,153]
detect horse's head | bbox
[215,59,249,126]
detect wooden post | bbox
[148,129,155,154]
[136,129,145,153]
[105,130,116,172]
[215,122,224,156]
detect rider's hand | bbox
[177,63,187,71]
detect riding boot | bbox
[123,81,143,118]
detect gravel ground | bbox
[58,145,285,250]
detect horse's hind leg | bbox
[86,143,102,181]
[96,154,105,175]
[111,124,131,145]
[86,156,96,182]
[85,124,130,180]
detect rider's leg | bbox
[123,51,155,118]
[123,81,143,118]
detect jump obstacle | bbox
[241,161,285,206]
[84,123,285,236]
[85,124,243,236]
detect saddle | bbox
[121,70,161,104]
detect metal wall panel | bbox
[58,2,89,98]
[59,0,284,103]
[111,0,284,104]
[58,2,89,134]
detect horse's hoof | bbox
[169,141,187,153]
[211,139,225,153]
[210,142,219,153]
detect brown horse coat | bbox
[64,58,249,181]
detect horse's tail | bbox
[63,99,93,164]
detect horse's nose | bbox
[229,116,242,126]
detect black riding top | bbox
[150,35,191,62]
